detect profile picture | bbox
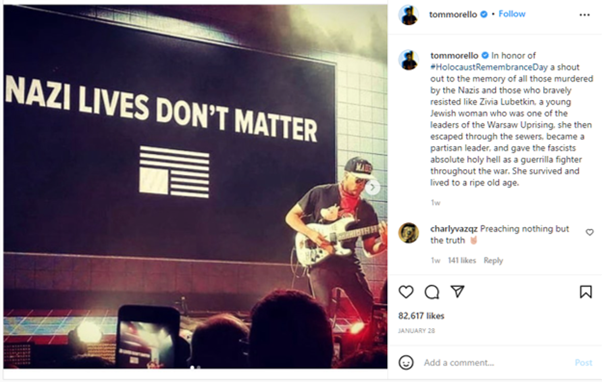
[399,5,418,26]
[399,50,418,70]
[398,223,419,243]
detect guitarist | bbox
[285,157,387,323]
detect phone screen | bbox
[117,320,176,369]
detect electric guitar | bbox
[295,217,379,267]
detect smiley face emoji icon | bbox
[399,355,414,370]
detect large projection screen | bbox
[4,7,336,262]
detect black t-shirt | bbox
[402,14,417,25]
[297,183,379,266]
[403,59,417,70]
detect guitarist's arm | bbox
[285,204,329,248]
[363,221,388,257]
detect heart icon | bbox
[398,285,414,299]
[586,229,594,236]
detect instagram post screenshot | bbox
[389,0,600,380]
[2,1,601,381]
[2,3,389,379]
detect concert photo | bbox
[3,5,388,372]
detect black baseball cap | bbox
[344,157,375,180]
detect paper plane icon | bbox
[451,285,465,298]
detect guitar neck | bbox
[337,225,379,241]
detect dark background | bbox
[4,6,336,262]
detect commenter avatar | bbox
[399,223,419,243]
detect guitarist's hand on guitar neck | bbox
[379,221,388,247]
[364,221,388,257]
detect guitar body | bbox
[295,217,355,267]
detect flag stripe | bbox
[170,191,209,198]
[141,146,209,158]
[140,160,208,172]
[140,153,209,165]
[171,185,209,192]
[171,178,209,185]
[171,171,209,178]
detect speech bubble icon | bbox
[425,285,440,299]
